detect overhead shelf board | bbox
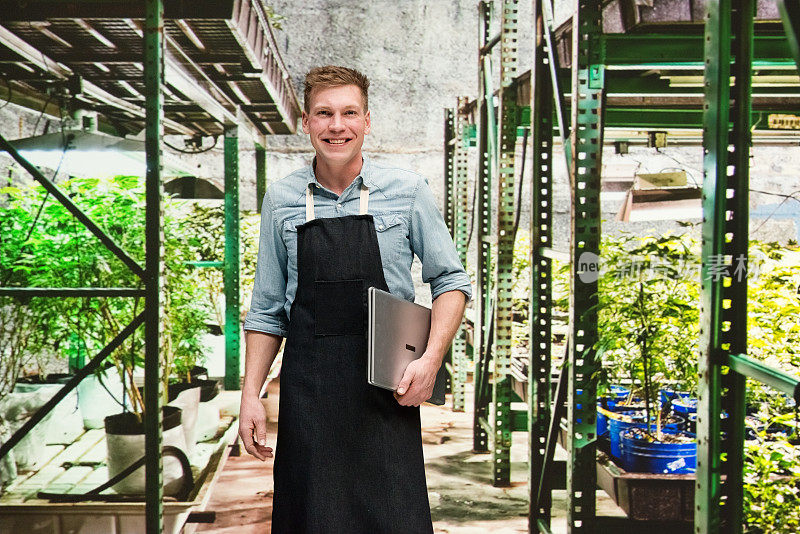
[0,0,301,138]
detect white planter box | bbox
[0,407,238,534]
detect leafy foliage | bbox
[744,438,800,533]
[0,177,212,415]
[593,232,700,399]
[517,230,700,396]
[179,203,260,331]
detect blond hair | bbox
[303,65,370,113]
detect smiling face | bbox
[301,84,371,170]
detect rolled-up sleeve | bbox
[243,191,289,337]
[409,177,473,302]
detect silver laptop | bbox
[367,287,446,405]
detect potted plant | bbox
[594,233,700,470]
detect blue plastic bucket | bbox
[597,400,644,438]
[671,397,698,415]
[621,431,697,474]
[608,412,684,461]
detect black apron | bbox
[271,182,433,534]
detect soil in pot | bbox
[104,405,188,496]
[597,399,647,439]
[608,411,685,462]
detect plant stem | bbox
[638,282,653,437]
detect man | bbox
[239,65,471,533]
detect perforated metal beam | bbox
[490,0,520,488]
[473,0,494,455]
[143,0,165,530]
[696,1,754,532]
[255,141,266,213]
[444,108,457,234]
[528,0,555,529]
[566,0,604,531]
[224,125,241,391]
[452,97,471,413]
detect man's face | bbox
[301,84,371,167]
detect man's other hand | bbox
[394,355,440,407]
[238,394,274,461]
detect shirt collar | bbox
[306,154,380,193]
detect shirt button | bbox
[336,204,341,210]
[378,225,384,230]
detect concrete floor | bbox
[196,381,625,533]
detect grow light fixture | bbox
[616,171,702,222]
[8,130,193,178]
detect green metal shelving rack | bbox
[446,0,800,532]
[463,0,531,486]
[0,2,299,532]
[443,97,472,413]
[142,1,165,528]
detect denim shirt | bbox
[243,156,473,338]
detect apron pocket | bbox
[314,279,366,336]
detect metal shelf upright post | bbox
[696,0,753,531]
[473,0,495,455]
[256,141,267,214]
[444,107,457,234]
[224,125,241,391]
[491,0,521,487]
[143,0,165,530]
[443,107,456,401]
[467,0,531,488]
[527,0,554,529]
[453,97,471,412]
[564,1,605,530]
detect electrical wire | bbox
[465,167,478,251]
[32,93,53,136]
[513,126,530,234]
[749,188,800,201]
[164,135,219,154]
[750,190,800,235]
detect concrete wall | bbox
[256,0,487,212]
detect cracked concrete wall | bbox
[257,0,488,210]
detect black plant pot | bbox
[104,405,182,435]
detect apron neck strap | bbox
[305,182,370,222]
[306,185,315,221]
[359,183,369,215]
